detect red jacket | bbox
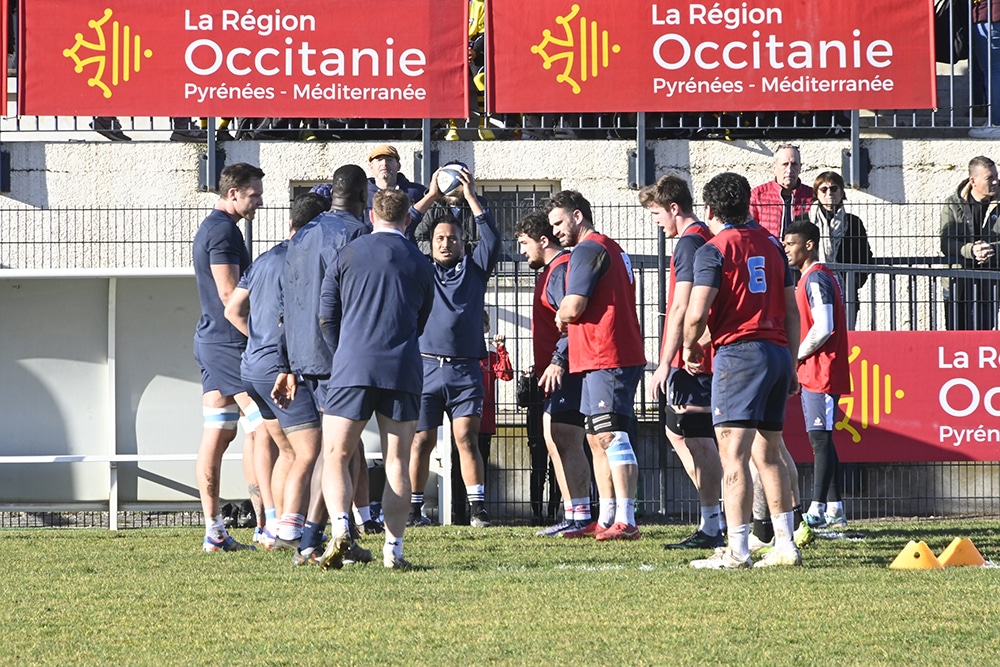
[749,180,814,238]
[480,345,513,434]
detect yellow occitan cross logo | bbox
[63,8,152,99]
[837,345,906,443]
[531,3,620,94]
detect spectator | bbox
[940,155,1000,330]
[793,170,874,327]
[517,366,557,525]
[365,144,426,210]
[969,0,1000,138]
[90,116,130,142]
[750,144,814,238]
[444,0,495,141]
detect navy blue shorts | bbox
[326,386,420,423]
[418,356,484,431]
[667,367,712,408]
[194,340,246,398]
[801,389,840,432]
[580,365,643,418]
[301,375,330,414]
[711,340,793,429]
[545,372,583,415]
[244,376,320,430]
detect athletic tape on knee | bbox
[241,399,264,431]
[204,405,240,429]
[606,431,638,468]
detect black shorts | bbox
[664,405,716,439]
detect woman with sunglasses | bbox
[793,171,874,327]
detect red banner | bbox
[784,331,1000,464]
[487,0,936,113]
[19,0,468,117]
[2,0,7,109]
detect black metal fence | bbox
[2,199,1000,524]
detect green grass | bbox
[2,521,1000,665]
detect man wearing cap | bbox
[366,144,427,210]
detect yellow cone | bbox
[889,540,943,569]
[938,537,986,567]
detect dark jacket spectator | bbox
[939,157,1000,330]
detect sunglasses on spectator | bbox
[818,185,841,193]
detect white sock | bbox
[826,501,844,515]
[207,514,226,540]
[614,497,636,526]
[277,513,304,540]
[728,523,750,559]
[333,513,351,537]
[598,497,615,527]
[356,505,372,523]
[570,498,592,522]
[699,504,722,536]
[772,510,795,547]
[563,500,573,522]
[466,485,485,503]
[384,536,404,560]
[807,501,825,516]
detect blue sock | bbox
[300,520,325,551]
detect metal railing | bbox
[3,200,1000,524]
[2,1,994,142]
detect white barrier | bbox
[0,270,451,529]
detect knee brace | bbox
[239,399,264,431]
[204,404,240,430]
[586,412,632,435]
[606,431,638,468]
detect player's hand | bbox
[650,364,669,400]
[683,343,705,374]
[493,333,505,346]
[426,168,444,200]
[555,314,567,333]
[787,375,800,398]
[540,363,564,394]
[456,167,476,198]
[271,372,297,408]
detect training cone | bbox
[938,537,986,567]
[889,540,943,569]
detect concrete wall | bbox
[1,136,987,271]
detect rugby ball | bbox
[436,164,466,197]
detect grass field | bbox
[2,520,1000,666]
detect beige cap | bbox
[367,144,400,162]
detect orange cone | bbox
[889,540,943,569]
[938,537,986,567]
